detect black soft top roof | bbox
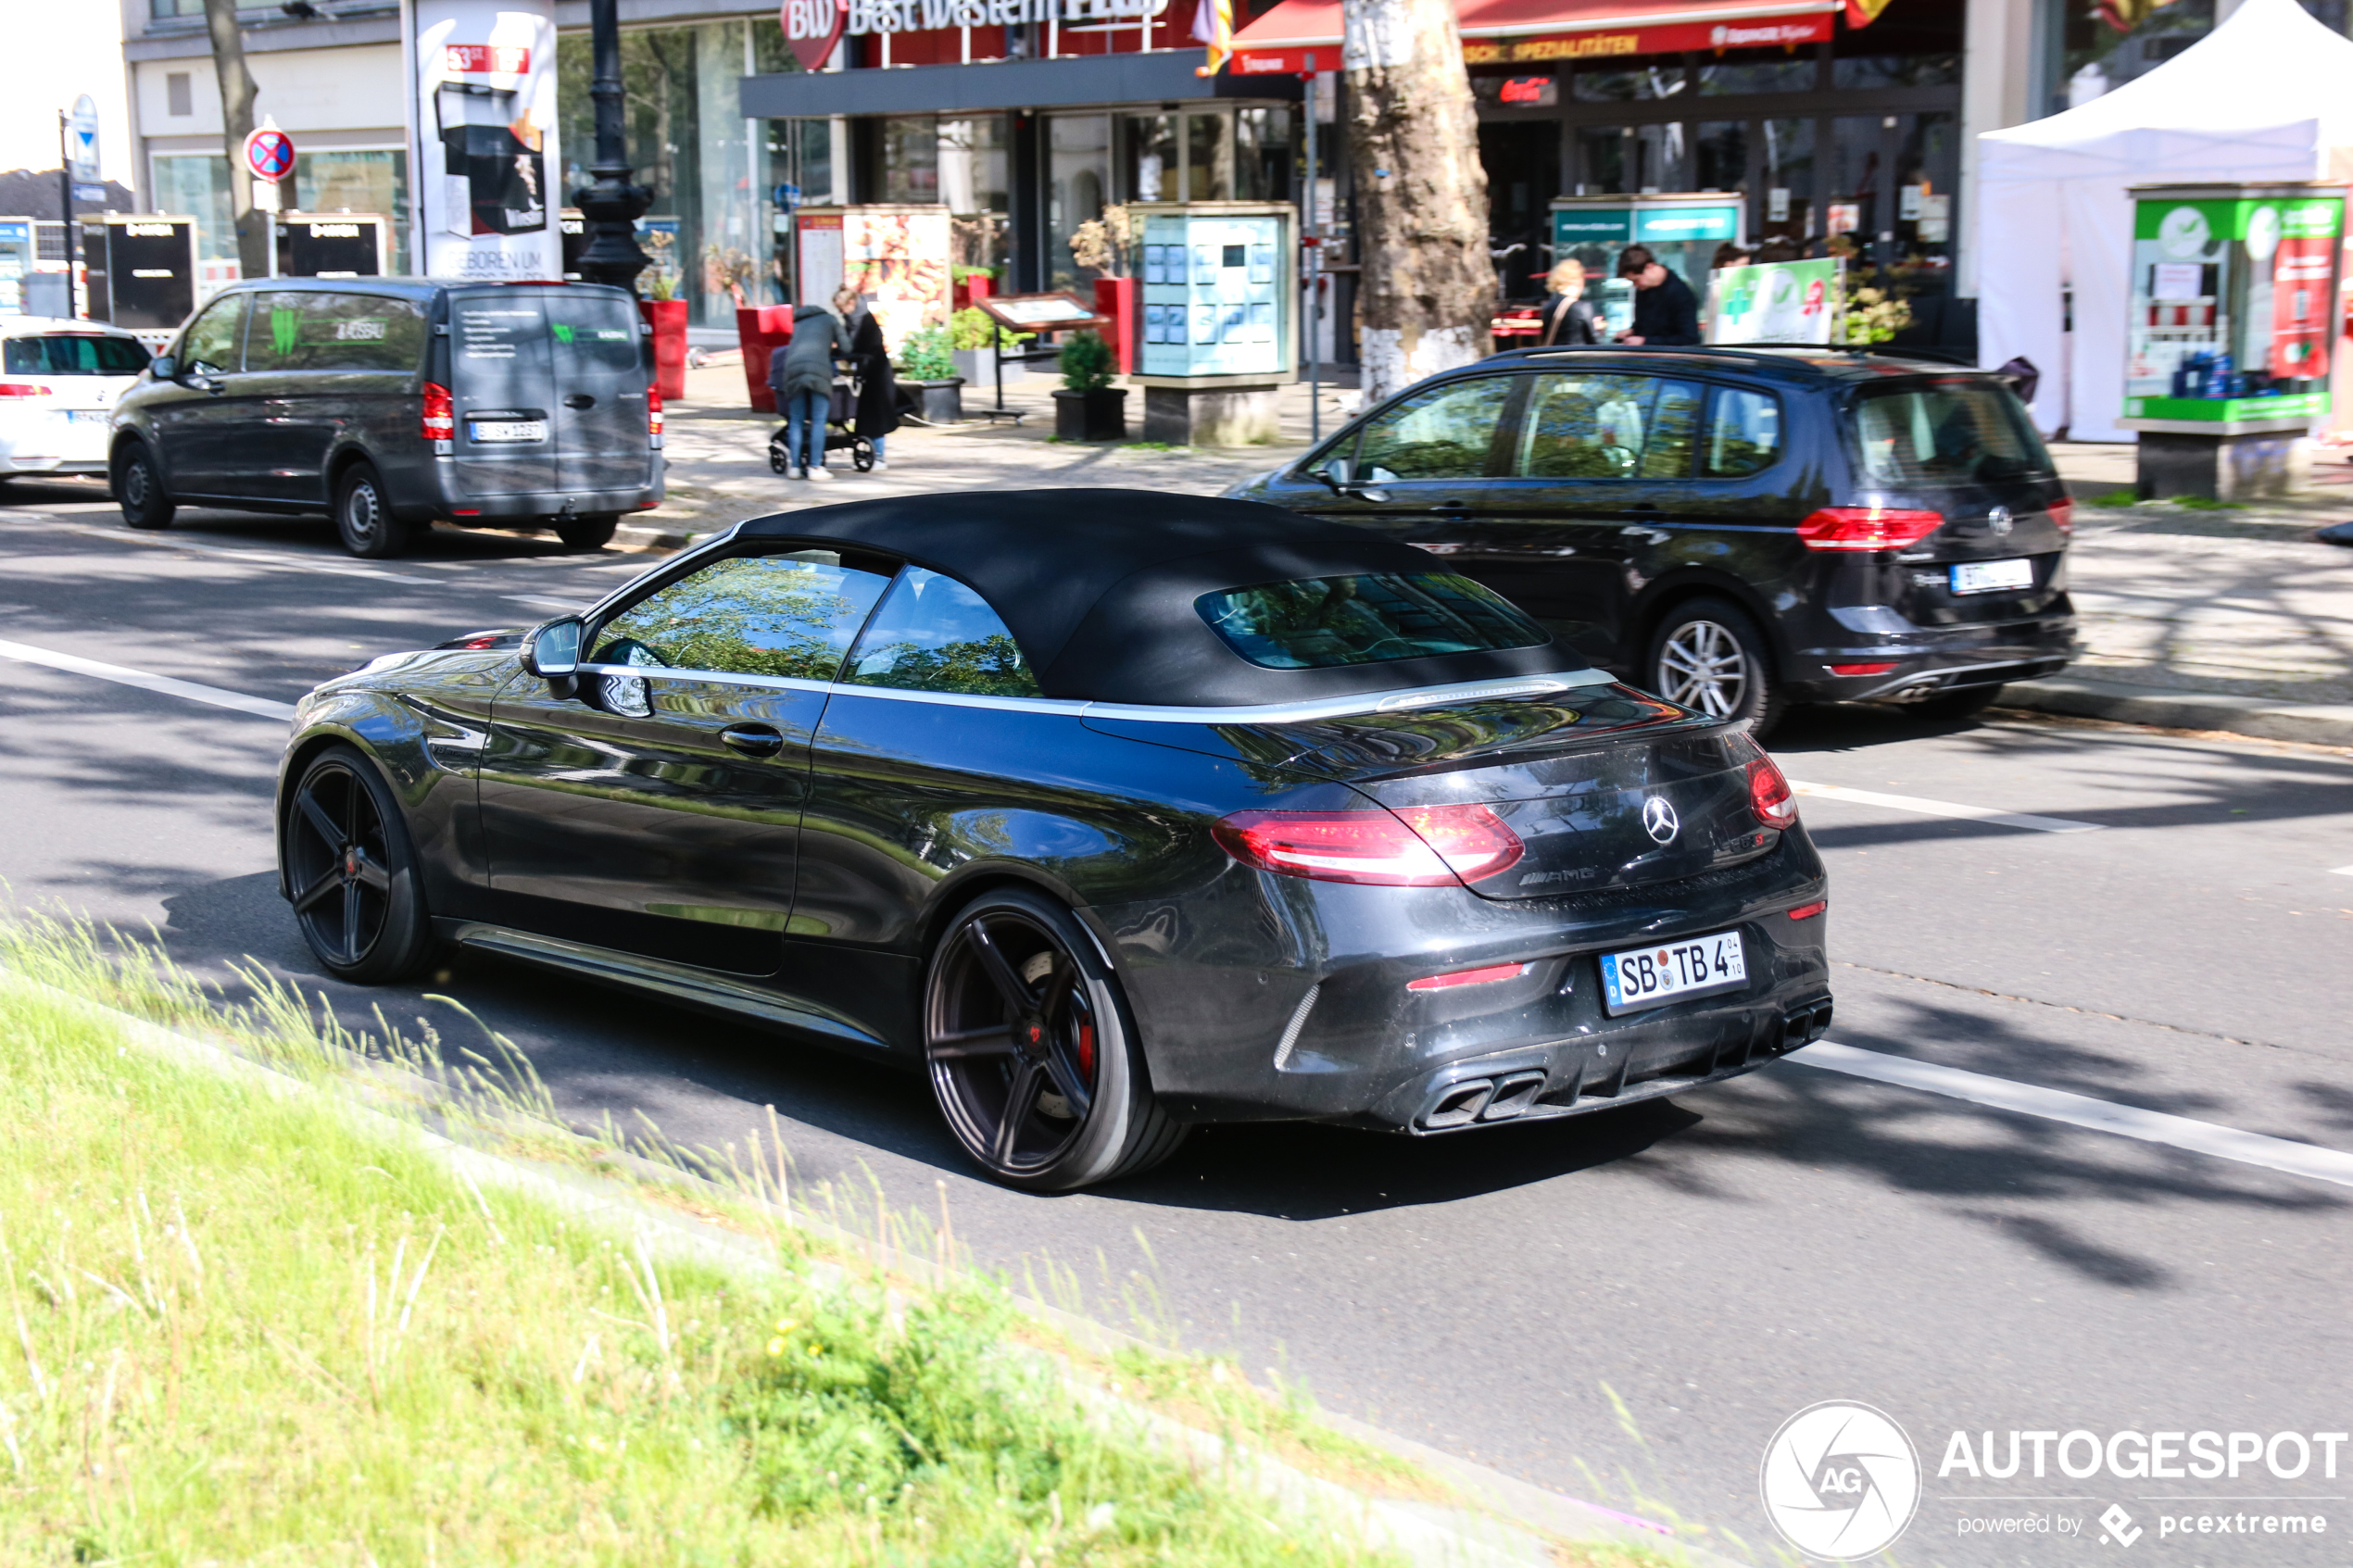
[736,490,1591,706]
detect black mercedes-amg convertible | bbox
[276,491,1831,1190]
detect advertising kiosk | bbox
[2120,182,2345,500]
[77,216,198,334]
[1132,201,1297,446]
[1551,194,1743,299]
[274,213,392,278]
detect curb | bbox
[5,971,1747,1568]
[2001,674,2353,748]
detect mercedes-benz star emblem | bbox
[1987,505,2013,535]
[1642,797,1680,845]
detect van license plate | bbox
[1951,558,2034,595]
[66,409,108,425]
[469,419,547,444]
[1599,930,1746,1016]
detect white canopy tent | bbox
[1975,0,2353,440]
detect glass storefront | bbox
[151,148,409,289]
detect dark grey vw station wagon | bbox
[109,277,662,558]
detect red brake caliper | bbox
[1076,1022,1096,1080]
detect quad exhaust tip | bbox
[1421,1069,1548,1129]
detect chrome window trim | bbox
[574,662,837,696]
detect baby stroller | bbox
[768,370,875,474]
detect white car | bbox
[0,317,152,482]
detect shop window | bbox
[940,117,1010,278]
[1184,112,1231,201]
[1693,51,1818,94]
[1049,114,1111,291]
[151,154,234,266]
[1576,127,1628,195]
[291,151,409,273]
[1832,52,1960,87]
[881,116,940,202]
[1758,118,1815,247]
[1828,116,1883,246]
[1234,108,1291,202]
[1692,121,1745,194]
[1573,61,1687,101]
[1628,124,1688,193]
[1121,114,1179,202]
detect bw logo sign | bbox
[1760,1402,1921,1560]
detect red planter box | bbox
[1093,275,1137,377]
[954,272,994,311]
[639,298,689,401]
[736,304,798,414]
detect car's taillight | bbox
[1796,507,1945,551]
[1828,661,1899,677]
[647,386,663,441]
[2048,497,2074,535]
[1748,756,1798,831]
[0,383,52,398]
[1214,804,1524,887]
[1407,961,1531,992]
[421,381,455,442]
[1787,900,1827,921]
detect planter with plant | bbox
[950,307,1034,387]
[898,323,964,424]
[1052,331,1127,441]
[639,273,689,402]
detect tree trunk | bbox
[201,0,269,282]
[1342,0,1494,401]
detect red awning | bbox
[1227,0,1841,76]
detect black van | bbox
[108,277,663,558]
[1225,345,2076,734]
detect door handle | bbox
[562,394,597,409]
[1427,499,1471,514]
[719,723,786,758]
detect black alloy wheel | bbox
[556,514,619,551]
[1645,596,1784,736]
[334,461,406,559]
[283,746,433,983]
[114,441,175,531]
[924,888,1186,1192]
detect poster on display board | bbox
[793,207,951,351]
[408,0,560,281]
[1706,257,1839,345]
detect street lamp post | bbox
[573,0,650,290]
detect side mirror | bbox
[149,355,176,382]
[521,616,583,680]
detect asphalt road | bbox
[4,481,2350,1567]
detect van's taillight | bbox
[1796,507,1944,551]
[2048,497,2074,535]
[1214,804,1524,887]
[1749,756,1798,832]
[421,382,455,442]
[648,386,663,445]
[0,383,52,398]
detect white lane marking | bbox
[6,516,447,586]
[1789,1039,2353,1190]
[1786,780,2102,834]
[0,636,297,721]
[2333,864,2353,877]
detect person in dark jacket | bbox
[1615,244,1702,346]
[768,302,849,480]
[834,286,901,471]
[1537,258,1603,345]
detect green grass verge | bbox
[2090,489,2141,508]
[0,923,1399,1566]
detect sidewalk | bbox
[636,375,2353,746]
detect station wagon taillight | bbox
[1795,506,1944,551]
[1214,804,1524,887]
[0,383,52,398]
[421,382,455,442]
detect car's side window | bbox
[547,292,645,372]
[1516,373,1656,478]
[1703,388,1782,478]
[245,293,427,373]
[1352,376,1514,483]
[1639,380,1703,480]
[844,567,1041,698]
[586,551,894,713]
[179,295,245,376]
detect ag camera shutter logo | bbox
[1760,1401,1921,1560]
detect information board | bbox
[276,214,390,278]
[1138,208,1290,379]
[79,218,197,331]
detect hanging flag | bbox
[1193,0,1233,76]
[1843,0,1894,25]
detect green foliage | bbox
[850,633,1041,697]
[595,556,879,681]
[1839,282,1913,345]
[2092,489,2141,507]
[1059,330,1116,392]
[950,307,1031,352]
[900,323,957,382]
[2171,494,2238,510]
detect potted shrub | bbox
[638,271,689,401]
[949,306,1034,387]
[1052,330,1126,441]
[898,324,963,425]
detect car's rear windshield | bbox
[1849,380,2054,486]
[3,334,149,375]
[1197,572,1550,670]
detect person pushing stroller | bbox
[768,300,851,481]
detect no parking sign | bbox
[243,122,294,212]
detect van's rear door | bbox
[547,287,651,495]
[447,290,556,495]
[1844,377,2072,629]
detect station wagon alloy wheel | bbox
[924,889,1184,1191]
[1646,597,1781,734]
[283,746,432,983]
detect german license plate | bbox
[66,409,108,425]
[469,419,547,444]
[1599,929,1746,1016]
[1950,558,2034,595]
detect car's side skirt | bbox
[434,920,895,1054]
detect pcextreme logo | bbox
[1760,1401,1922,1561]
